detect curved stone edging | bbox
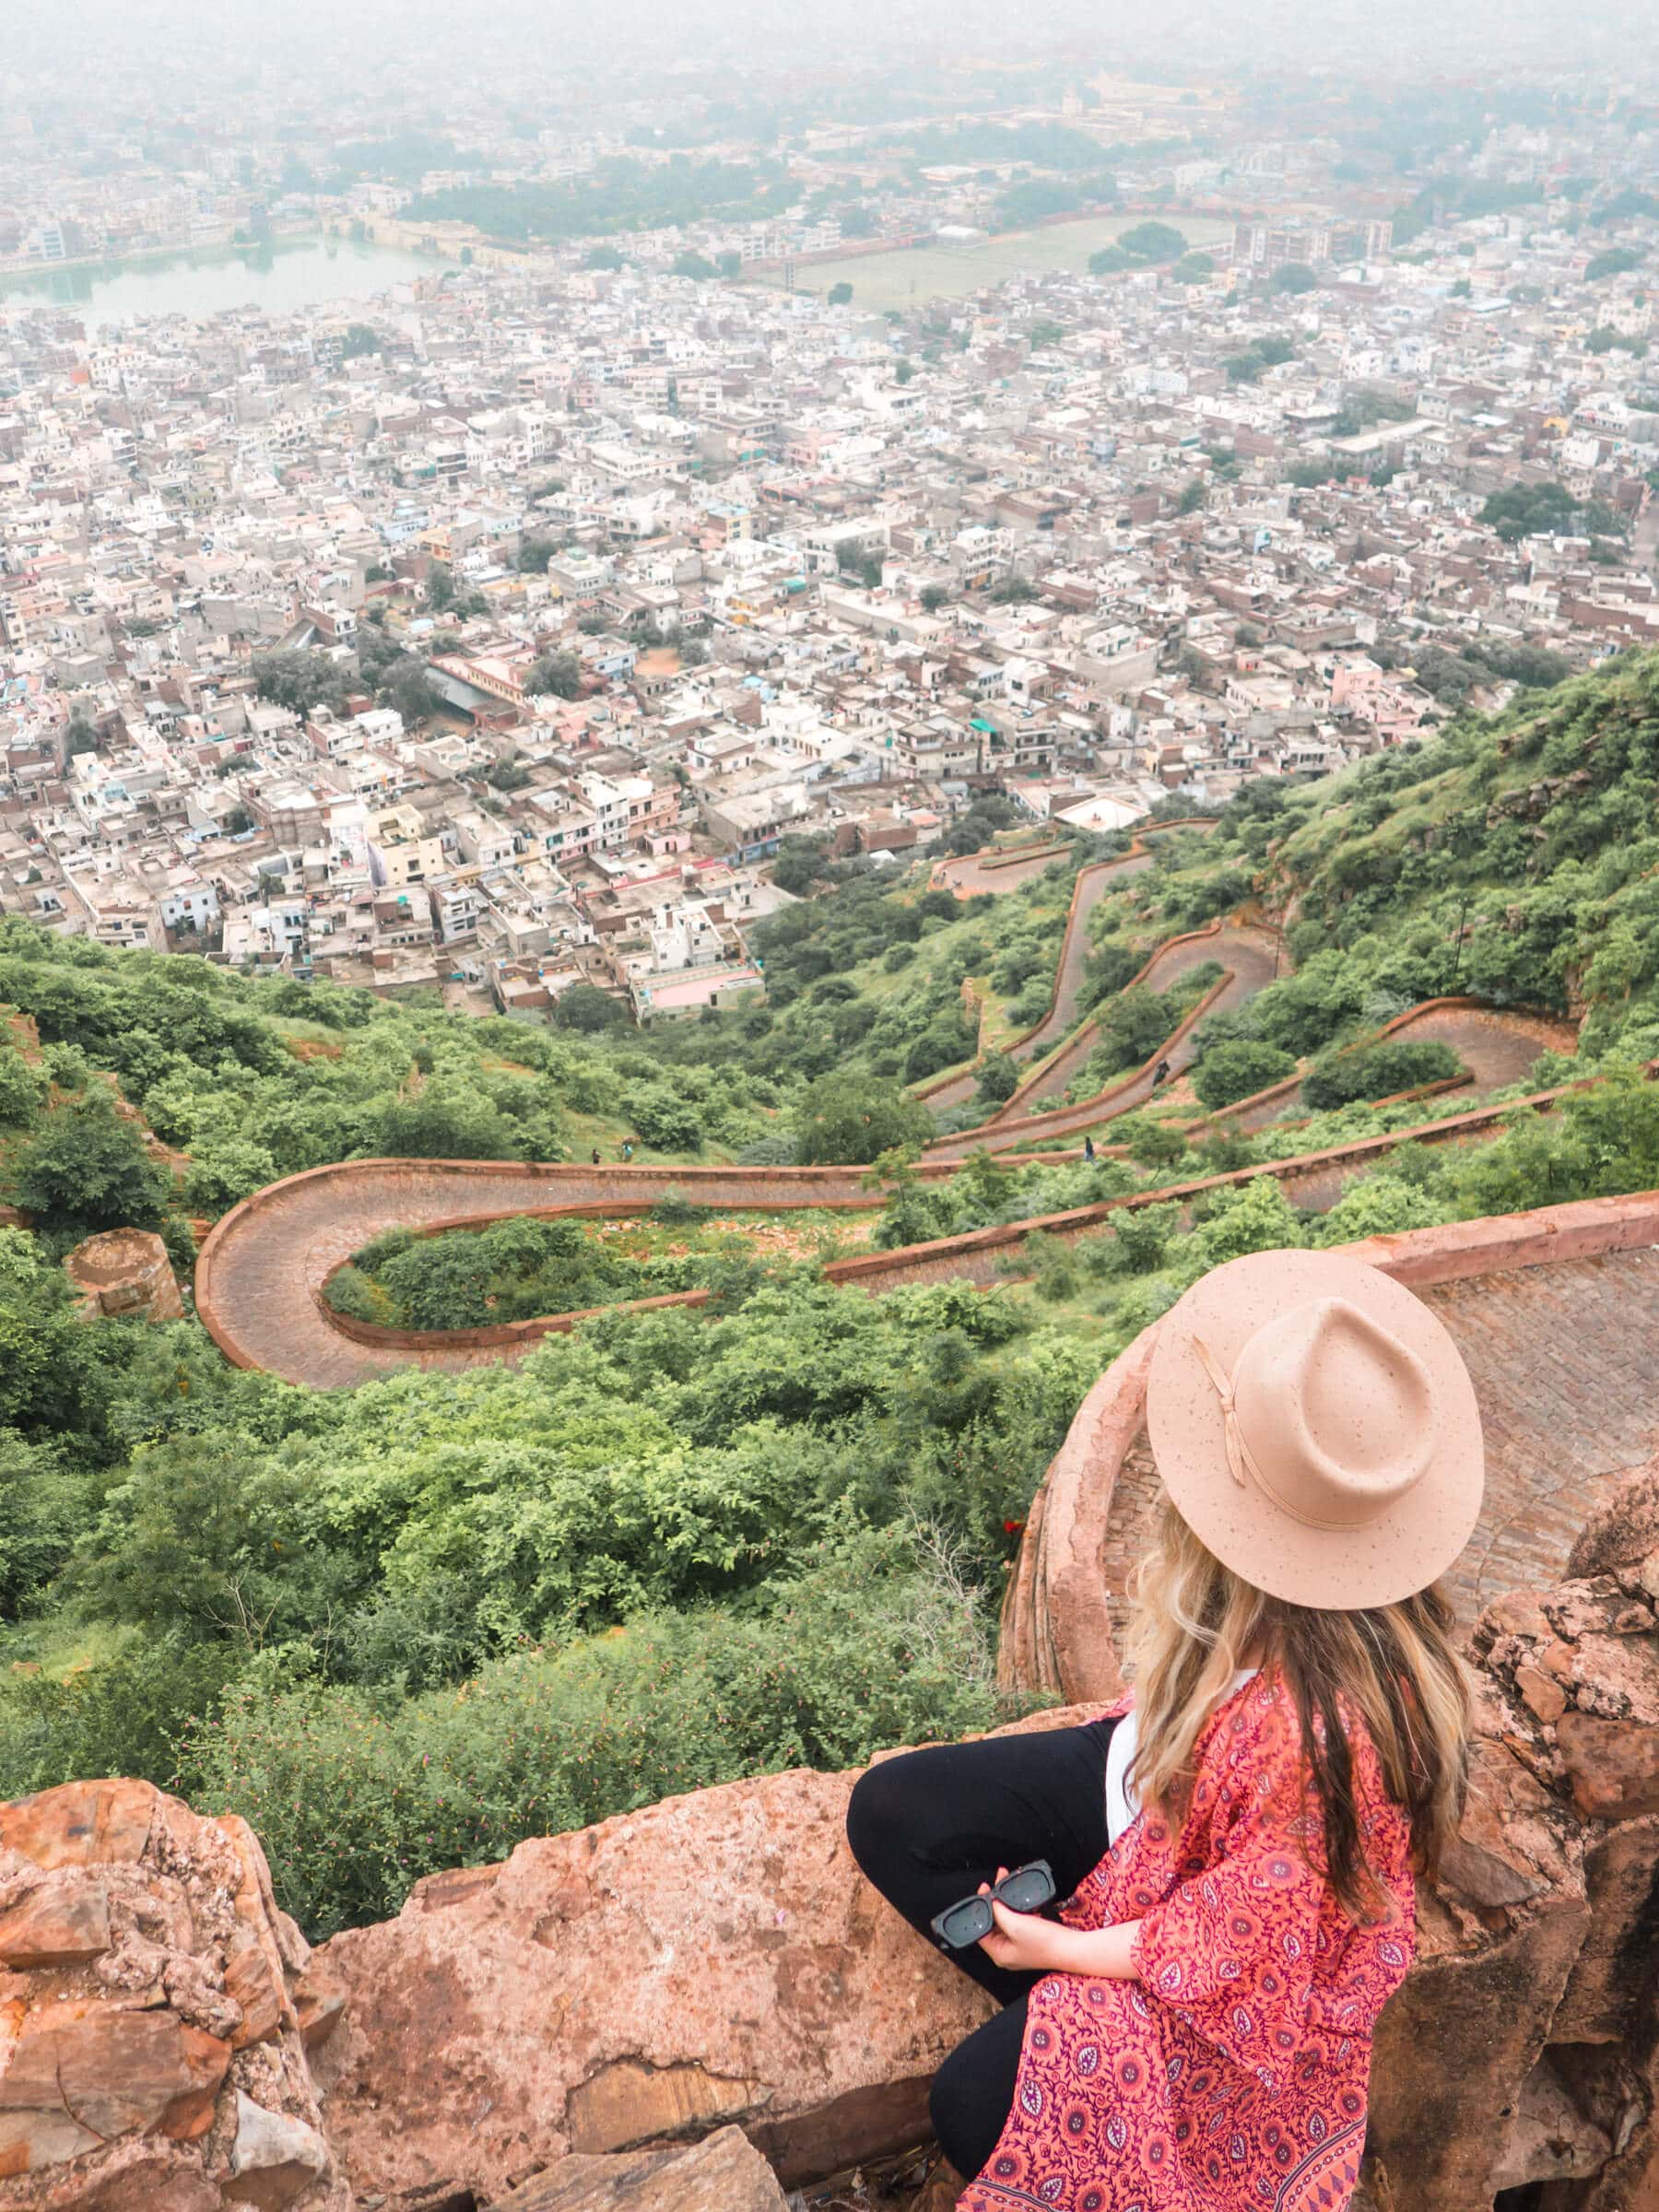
[199,1043,1613,1388]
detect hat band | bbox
[1189,1333,1367,1535]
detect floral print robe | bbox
[959,1672,1414,2212]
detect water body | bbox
[0,236,440,323]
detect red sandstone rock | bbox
[487,2124,789,2210]
[1557,1713,1659,1822]
[0,1780,349,2212]
[307,1707,1098,2210]
[0,1881,111,1968]
[1568,1460,1659,1580]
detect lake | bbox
[0,237,440,323]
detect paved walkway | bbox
[924,851,1158,1112]
[933,843,1067,895]
[1232,1004,1576,1134]
[194,1161,887,1390]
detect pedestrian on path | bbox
[848,1247,1483,2212]
[1082,1135,1095,1162]
[591,1147,601,1168]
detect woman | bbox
[848,1246,1482,2212]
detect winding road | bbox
[922,820,1221,1114]
[925,924,1282,1159]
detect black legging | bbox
[845,1717,1118,2183]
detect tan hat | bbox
[1145,1248,1484,1610]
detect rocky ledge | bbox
[5,1470,1659,2212]
[0,1777,347,2212]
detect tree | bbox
[1175,478,1206,516]
[1267,262,1318,294]
[673,251,717,280]
[551,983,628,1033]
[920,584,951,613]
[389,664,441,727]
[771,837,830,896]
[794,1073,932,1165]
[894,358,916,383]
[253,650,347,718]
[1586,247,1641,281]
[584,244,625,271]
[973,1054,1019,1112]
[524,652,584,700]
[717,251,742,279]
[182,1139,278,1214]
[827,281,853,305]
[15,1093,171,1238]
[1171,253,1215,284]
[65,713,100,758]
[338,324,380,360]
[1029,321,1065,350]
[1119,220,1186,262]
[517,537,560,573]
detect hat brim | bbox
[1145,1248,1484,1611]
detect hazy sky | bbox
[9,0,1655,91]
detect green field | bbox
[759,213,1235,312]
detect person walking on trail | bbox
[848,1246,1483,2212]
[1151,1056,1171,1088]
[1082,1135,1095,1163]
[622,1139,634,1161]
[591,1147,601,1168]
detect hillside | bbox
[2,653,1659,1941]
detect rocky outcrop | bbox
[6,1500,1659,2212]
[0,1779,348,2212]
[485,2124,788,2211]
[304,1707,1093,2212]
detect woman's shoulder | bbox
[1202,1671,1406,1823]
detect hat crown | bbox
[1230,1295,1438,1532]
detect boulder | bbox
[485,2124,788,2211]
[0,1780,349,2212]
[304,1708,1096,2211]
[1568,1460,1659,1582]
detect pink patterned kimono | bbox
[959,1672,1414,2212]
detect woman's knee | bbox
[845,1753,926,1877]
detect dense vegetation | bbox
[403,157,790,244]
[5,653,1659,1935]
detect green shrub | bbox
[1191,1039,1297,1110]
[187,1524,1033,1935]
[1301,1038,1463,1111]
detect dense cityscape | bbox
[4,74,1659,1013]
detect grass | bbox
[753,213,1234,312]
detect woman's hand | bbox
[975,1868,1071,1976]
[977,1873,1145,1983]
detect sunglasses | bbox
[929,1859,1056,1951]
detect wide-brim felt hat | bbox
[1145,1247,1484,1610]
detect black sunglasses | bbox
[929,1859,1056,1950]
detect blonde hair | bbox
[1124,1497,1472,1918]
